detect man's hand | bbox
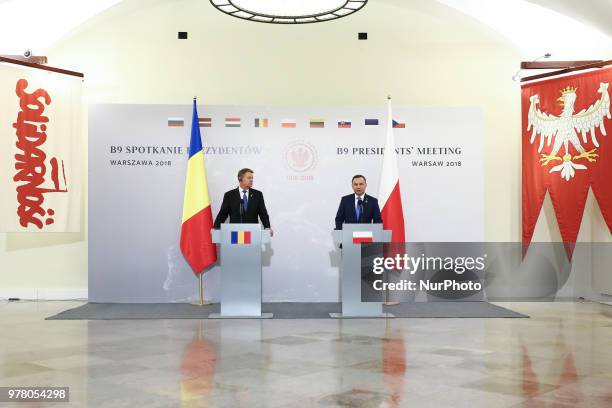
[266,228,274,237]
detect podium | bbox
[209,224,272,318]
[332,224,394,318]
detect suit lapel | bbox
[247,191,254,214]
[352,195,359,221]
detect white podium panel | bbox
[332,224,394,318]
[210,224,272,318]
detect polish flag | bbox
[378,99,405,243]
[352,231,374,244]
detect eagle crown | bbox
[557,86,578,107]
[560,86,578,96]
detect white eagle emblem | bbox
[527,82,611,181]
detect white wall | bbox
[1,0,611,299]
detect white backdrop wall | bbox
[1,0,611,299]
[88,104,483,302]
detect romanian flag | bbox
[180,100,217,275]
[231,231,251,245]
[352,231,374,244]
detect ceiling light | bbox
[209,0,368,24]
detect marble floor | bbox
[1,301,612,407]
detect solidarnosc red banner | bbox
[0,64,82,232]
[522,67,612,258]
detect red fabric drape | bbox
[522,67,612,258]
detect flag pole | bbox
[384,94,399,306]
[183,95,216,307]
[198,273,204,305]
[192,272,212,306]
[192,96,206,307]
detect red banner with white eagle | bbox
[522,67,612,257]
[0,64,82,232]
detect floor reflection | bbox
[1,301,612,407]
[180,320,218,406]
[382,323,406,407]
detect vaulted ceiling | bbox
[0,0,610,56]
[527,0,612,38]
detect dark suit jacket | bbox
[335,193,382,230]
[213,188,271,228]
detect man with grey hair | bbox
[214,168,272,235]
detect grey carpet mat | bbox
[46,302,527,320]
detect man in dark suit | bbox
[335,174,382,230]
[214,168,272,235]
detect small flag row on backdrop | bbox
[167,117,185,127]
[167,117,406,128]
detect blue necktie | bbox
[356,198,362,221]
[242,190,248,211]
